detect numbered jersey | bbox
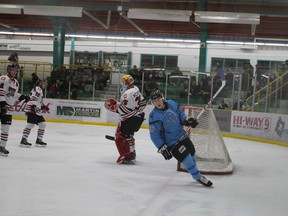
[116,85,146,119]
[24,86,44,115]
[0,75,21,113]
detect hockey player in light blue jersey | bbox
[148,90,213,187]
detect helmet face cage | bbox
[7,64,19,76]
[121,75,134,86]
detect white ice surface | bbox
[0,120,288,216]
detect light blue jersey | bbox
[149,100,188,149]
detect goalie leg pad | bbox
[115,123,136,163]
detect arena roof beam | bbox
[82,10,109,29]
[120,12,148,36]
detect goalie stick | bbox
[105,135,115,141]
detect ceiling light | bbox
[128,8,192,22]
[0,4,22,14]
[195,11,260,25]
[23,5,83,17]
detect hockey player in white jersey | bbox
[20,79,49,147]
[104,75,146,164]
[0,64,30,156]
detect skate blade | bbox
[20,144,32,148]
[118,160,136,165]
[35,144,47,148]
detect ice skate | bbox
[35,138,47,147]
[119,159,136,165]
[0,146,9,156]
[198,175,213,187]
[20,138,32,148]
[117,155,136,165]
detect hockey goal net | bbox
[177,106,233,174]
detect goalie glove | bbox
[184,117,199,128]
[157,144,172,160]
[104,98,118,112]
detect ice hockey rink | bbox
[0,120,287,216]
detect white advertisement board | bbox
[231,111,288,143]
[12,99,106,123]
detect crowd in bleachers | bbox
[6,52,287,110]
[44,64,110,100]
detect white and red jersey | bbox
[116,85,146,119]
[0,75,21,114]
[24,86,44,115]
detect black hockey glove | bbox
[19,94,30,103]
[184,117,199,128]
[157,144,172,160]
[0,101,8,117]
[31,105,38,114]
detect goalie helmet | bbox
[121,75,134,86]
[150,90,164,100]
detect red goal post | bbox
[177,106,233,174]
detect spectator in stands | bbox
[170,66,182,76]
[215,62,224,80]
[179,79,189,98]
[255,63,264,89]
[129,65,142,86]
[55,79,65,98]
[218,99,229,110]
[96,71,109,91]
[199,74,211,104]
[233,100,244,111]
[70,84,78,100]
[225,65,234,89]
[129,65,138,79]
[19,66,24,79]
[144,82,157,99]
[31,73,39,88]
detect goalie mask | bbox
[121,75,134,86]
[120,75,134,94]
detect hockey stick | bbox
[18,100,27,111]
[105,135,115,141]
[196,80,226,120]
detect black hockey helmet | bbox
[7,63,19,75]
[34,79,46,88]
[35,79,43,86]
[150,90,164,100]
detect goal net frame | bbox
[177,106,233,175]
